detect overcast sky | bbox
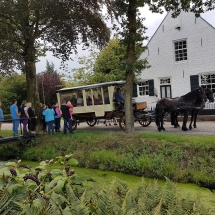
[36,7,215,75]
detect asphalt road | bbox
[2,120,215,135]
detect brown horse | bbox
[155,87,207,131]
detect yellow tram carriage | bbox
[56,81,151,131]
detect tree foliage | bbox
[0,0,112,122]
[37,68,64,105]
[0,74,27,114]
[70,37,147,86]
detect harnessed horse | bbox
[155,87,207,131]
[170,88,214,129]
[189,88,214,129]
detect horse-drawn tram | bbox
[56,81,152,131]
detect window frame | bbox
[200,73,215,93]
[174,39,188,62]
[138,81,149,96]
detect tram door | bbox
[160,85,171,98]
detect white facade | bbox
[136,11,215,110]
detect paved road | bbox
[2,120,215,135]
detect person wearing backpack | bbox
[54,102,61,132]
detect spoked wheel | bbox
[72,117,77,131]
[86,119,97,127]
[119,116,126,130]
[138,115,152,127]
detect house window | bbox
[201,74,215,93]
[160,78,171,85]
[138,81,149,96]
[174,40,187,61]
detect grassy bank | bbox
[1,131,215,186]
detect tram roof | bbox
[56,81,125,93]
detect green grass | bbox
[1,130,215,186]
[1,130,22,137]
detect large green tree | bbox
[113,0,215,133]
[0,0,111,122]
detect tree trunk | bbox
[24,43,41,130]
[124,0,136,134]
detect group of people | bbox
[10,100,37,136]
[0,99,74,138]
[0,99,37,137]
[41,100,74,135]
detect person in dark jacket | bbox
[61,100,74,134]
[40,103,47,132]
[27,102,37,131]
[20,101,29,135]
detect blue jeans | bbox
[63,118,72,134]
[47,121,54,134]
[12,119,20,136]
[55,117,61,131]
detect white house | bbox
[135,11,215,111]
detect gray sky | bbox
[36,7,215,75]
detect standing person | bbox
[40,103,47,132]
[20,101,30,135]
[10,99,20,136]
[0,101,4,138]
[61,100,74,134]
[27,102,37,132]
[42,104,55,134]
[54,102,61,132]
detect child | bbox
[67,101,73,118]
[0,101,4,138]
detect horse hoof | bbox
[189,127,192,130]
[182,127,188,131]
[174,125,178,128]
[194,125,197,128]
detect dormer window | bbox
[174,40,187,62]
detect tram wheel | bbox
[86,119,97,126]
[72,117,77,131]
[119,116,126,130]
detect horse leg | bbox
[193,110,199,128]
[170,112,175,126]
[160,116,165,131]
[155,109,162,131]
[182,111,188,131]
[189,110,194,130]
[175,112,180,127]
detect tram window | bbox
[76,91,84,106]
[85,89,92,106]
[70,94,77,106]
[103,87,110,104]
[60,93,72,104]
[92,88,103,105]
